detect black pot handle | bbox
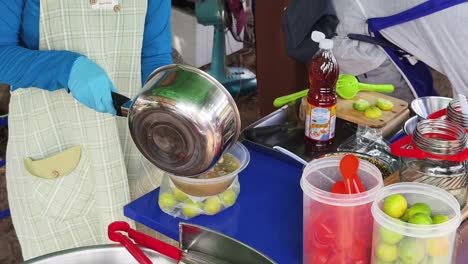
[111,92,132,117]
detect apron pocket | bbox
[23,146,95,221]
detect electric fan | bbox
[195,0,257,96]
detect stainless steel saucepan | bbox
[111,64,241,177]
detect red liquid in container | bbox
[304,39,339,152]
[303,201,373,264]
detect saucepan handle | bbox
[111,92,132,117]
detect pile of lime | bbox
[374,194,452,264]
[158,187,238,218]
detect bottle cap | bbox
[311,31,326,43]
[319,39,334,50]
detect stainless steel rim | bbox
[403,115,419,135]
[23,244,175,263]
[410,96,453,120]
[447,99,468,128]
[413,119,467,155]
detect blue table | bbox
[124,143,304,263]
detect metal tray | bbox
[241,102,359,161]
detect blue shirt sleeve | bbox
[141,0,173,84]
[0,0,80,91]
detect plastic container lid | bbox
[319,39,333,50]
[169,142,250,186]
[311,30,334,50]
[371,182,461,238]
[300,156,383,207]
[311,31,326,43]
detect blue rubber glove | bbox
[67,56,117,115]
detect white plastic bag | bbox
[157,174,240,220]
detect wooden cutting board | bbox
[337,92,409,128]
[381,109,409,137]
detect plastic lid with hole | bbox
[371,182,461,238]
[300,156,383,207]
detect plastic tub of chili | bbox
[300,156,384,263]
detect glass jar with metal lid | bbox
[391,119,468,208]
[447,98,468,130]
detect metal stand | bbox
[196,0,257,96]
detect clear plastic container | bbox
[300,156,384,264]
[370,183,461,264]
[168,142,250,197]
[158,174,241,220]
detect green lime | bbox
[419,256,429,264]
[400,210,410,222]
[353,99,370,111]
[220,189,237,207]
[407,203,432,218]
[374,258,393,264]
[376,243,399,262]
[379,227,404,244]
[399,237,426,264]
[383,194,408,218]
[409,213,433,225]
[427,256,450,264]
[426,237,450,257]
[365,106,383,119]
[158,192,177,210]
[181,200,202,218]
[432,215,449,224]
[376,98,394,111]
[173,188,188,201]
[204,196,222,215]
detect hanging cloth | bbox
[366,0,468,97]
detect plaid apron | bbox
[6,0,166,260]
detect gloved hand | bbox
[68,56,117,115]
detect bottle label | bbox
[305,103,336,141]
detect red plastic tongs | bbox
[108,221,182,264]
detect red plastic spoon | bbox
[330,181,346,194]
[340,155,366,193]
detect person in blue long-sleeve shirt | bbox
[0,0,174,260]
[0,0,172,111]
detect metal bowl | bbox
[115,64,242,177]
[410,96,453,120]
[403,115,419,135]
[23,245,177,264]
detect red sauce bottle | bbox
[304,35,339,152]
